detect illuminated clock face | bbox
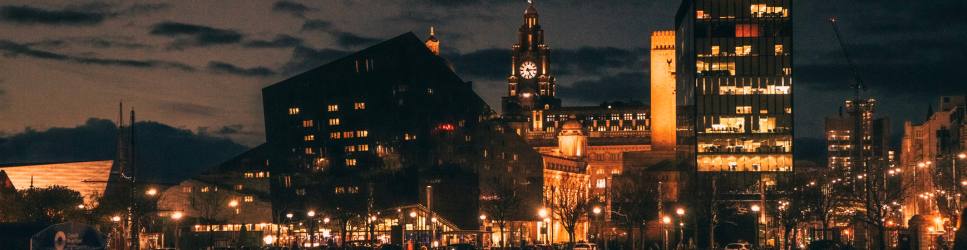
[520,61,537,79]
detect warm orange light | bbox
[171,211,183,220]
[592,206,602,215]
[662,216,671,224]
[676,208,685,216]
[538,208,548,218]
[228,200,239,208]
[146,188,158,196]
[751,204,761,212]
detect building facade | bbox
[676,0,793,247]
[901,96,966,227]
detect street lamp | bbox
[751,204,761,248]
[146,188,158,196]
[171,211,183,249]
[676,208,685,248]
[307,210,316,217]
[662,216,672,250]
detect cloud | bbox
[272,1,314,18]
[554,47,643,76]
[207,61,276,77]
[557,72,647,104]
[280,45,349,74]
[0,5,105,25]
[0,39,193,71]
[301,19,331,31]
[149,21,243,48]
[120,3,170,16]
[165,102,219,117]
[0,118,249,183]
[331,31,381,48]
[243,34,303,48]
[27,36,152,50]
[444,48,510,81]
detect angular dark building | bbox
[676,0,793,248]
[261,33,544,239]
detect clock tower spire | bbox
[502,0,559,123]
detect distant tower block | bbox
[425,26,440,55]
[650,30,676,151]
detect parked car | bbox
[724,242,752,250]
[807,240,844,250]
[573,242,596,250]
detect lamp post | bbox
[662,216,672,250]
[307,210,316,248]
[539,208,549,245]
[285,213,294,247]
[228,200,239,248]
[751,204,761,248]
[676,207,685,249]
[171,211,182,249]
[592,206,602,247]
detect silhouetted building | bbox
[901,96,966,228]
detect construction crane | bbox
[829,17,866,101]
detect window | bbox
[346,158,357,166]
[735,45,752,56]
[288,107,300,115]
[343,131,355,138]
[596,179,607,189]
[354,102,366,110]
[244,196,254,202]
[201,187,210,193]
[182,186,192,193]
[736,24,760,37]
[328,104,339,112]
[736,106,752,114]
[328,118,340,126]
[775,44,784,55]
[358,144,369,151]
[330,132,341,139]
[357,130,368,138]
[711,45,720,55]
[244,172,254,178]
[345,145,355,152]
[304,147,314,155]
[404,133,416,141]
[302,120,314,128]
[304,135,315,141]
[235,184,243,191]
[283,176,292,188]
[335,187,345,194]
[636,113,647,120]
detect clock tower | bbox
[502,1,560,123]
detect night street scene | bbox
[0,0,965,249]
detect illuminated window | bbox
[735,45,752,56]
[182,186,192,193]
[346,158,357,166]
[328,118,340,126]
[736,106,752,114]
[775,44,784,55]
[296,188,305,196]
[636,113,647,120]
[357,130,368,138]
[283,176,292,188]
[711,45,720,55]
[358,144,369,151]
[623,113,633,120]
[304,147,314,155]
[785,107,792,114]
[328,104,339,112]
[335,187,345,194]
[354,102,366,110]
[330,132,341,139]
[201,187,210,193]
[343,131,355,138]
[244,196,254,202]
[404,133,416,141]
[596,179,607,189]
[244,172,254,178]
[345,146,356,152]
[288,107,300,115]
[302,120,314,128]
[304,135,315,141]
[235,184,243,191]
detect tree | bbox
[482,175,523,248]
[18,186,85,224]
[611,169,660,249]
[189,185,231,247]
[550,173,592,249]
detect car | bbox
[448,243,476,250]
[724,243,752,250]
[807,240,844,250]
[573,242,596,250]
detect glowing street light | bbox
[662,216,672,224]
[538,208,548,218]
[676,208,685,216]
[409,211,417,218]
[228,200,239,208]
[145,188,158,196]
[323,217,330,224]
[307,210,316,217]
[111,215,122,222]
[592,206,602,215]
[958,153,967,159]
[751,204,761,212]
[263,235,276,245]
[286,213,294,219]
[171,211,183,220]
[479,214,487,221]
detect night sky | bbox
[1,0,965,149]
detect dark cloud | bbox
[444,48,510,81]
[280,45,349,74]
[301,19,332,31]
[207,61,276,77]
[165,102,219,117]
[554,47,643,76]
[0,5,105,25]
[331,31,381,48]
[557,72,647,104]
[149,21,243,48]
[272,1,314,18]
[243,34,303,48]
[0,40,193,71]
[120,3,170,16]
[0,118,248,183]
[27,37,152,50]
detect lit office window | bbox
[346,158,357,166]
[304,135,315,141]
[596,179,606,189]
[328,104,339,112]
[303,120,314,127]
[330,132,341,139]
[288,107,300,115]
[358,144,369,151]
[354,102,366,110]
[244,196,254,202]
[328,118,340,126]
[357,130,368,138]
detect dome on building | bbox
[559,117,585,136]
